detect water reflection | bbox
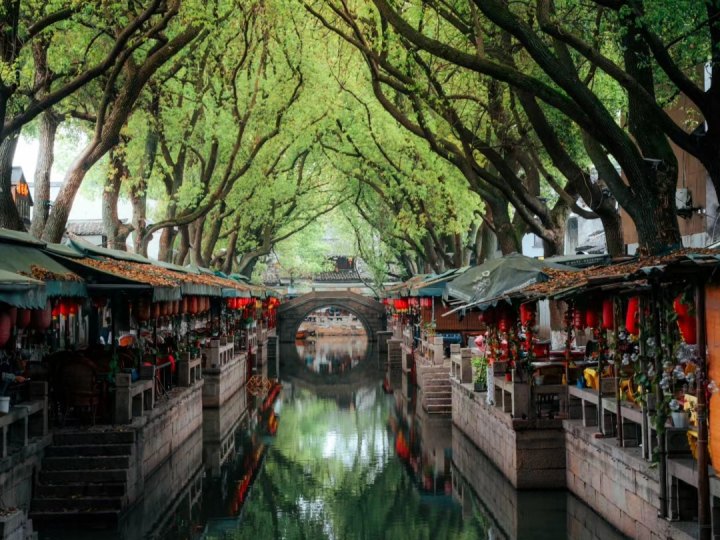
[451,425,629,540]
[295,335,368,374]
[39,336,628,539]
[217,382,468,540]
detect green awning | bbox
[69,237,151,264]
[44,242,85,259]
[0,228,46,247]
[0,269,47,308]
[0,242,87,298]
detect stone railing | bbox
[115,373,154,424]
[450,347,472,383]
[202,340,235,369]
[178,353,203,387]
[0,382,48,459]
[417,335,444,366]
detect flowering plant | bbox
[668,398,683,412]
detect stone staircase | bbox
[30,430,136,527]
[420,364,452,415]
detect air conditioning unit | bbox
[676,188,692,210]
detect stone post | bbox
[178,352,192,387]
[115,373,133,424]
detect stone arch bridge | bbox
[276,290,385,342]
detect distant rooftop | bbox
[66,219,125,237]
[313,269,362,283]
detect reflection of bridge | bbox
[276,290,385,343]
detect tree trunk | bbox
[477,220,498,264]
[598,206,624,257]
[131,188,147,255]
[222,230,238,275]
[102,145,133,250]
[29,111,59,238]
[132,91,159,255]
[190,217,206,267]
[42,141,105,242]
[0,131,23,230]
[202,203,225,265]
[487,197,520,255]
[174,225,190,265]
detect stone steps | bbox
[45,443,133,457]
[52,430,135,446]
[31,429,136,527]
[32,496,124,512]
[43,455,130,471]
[39,468,128,485]
[424,403,452,414]
[30,510,121,528]
[35,482,126,499]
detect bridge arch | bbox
[277,291,385,343]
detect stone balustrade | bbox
[0,382,48,459]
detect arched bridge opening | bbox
[276,291,385,343]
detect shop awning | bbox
[0,269,47,308]
[0,230,87,298]
[444,253,578,312]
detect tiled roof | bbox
[314,270,362,282]
[66,220,125,236]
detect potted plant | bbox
[472,356,489,392]
[669,398,689,428]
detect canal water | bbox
[39,333,627,539]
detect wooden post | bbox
[614,296,623,446]
[696,281,710,540]
[653,284,668,518]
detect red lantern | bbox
[189,296,199,314]
[497,308,515,333]
[674,295,697,344]
[31,302,52,330]
[673,295,691,318]
[625,297,640,335]
[68,302,78,316]
[152,303,161,319]
[58,301,69,317]
[573,307,585,330]
[136,298,151,322]
[601,298,614,330]
[519,303,536,326]
[585,308,599,329]
[420,297,433,309]
[393,298,409,313]
[181,297,189,314]
[0,310,11,347]
[16,309,31,330]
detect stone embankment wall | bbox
[127,383,203,504]
[565,419,693,540]
[452,381,565,488]
[202,352,245,408]
[0,435,50,510]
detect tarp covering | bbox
[0,241,87,298]
[0,269,47,308]
[445,253,578,308]
[0,228,46,247]
[69,237,151,264]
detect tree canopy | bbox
[4,0,717,276]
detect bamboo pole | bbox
[695,280,710,540]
